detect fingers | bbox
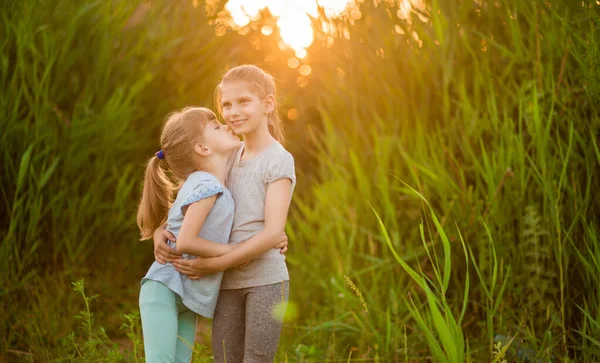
[172,259,194,268]
[157,240,181,256]
[162,229,176,242]
[166,250,182,260]
[276,233,289,250]
[155,253,180,264]
[280,246,288,254]
[154,247,170,264]
[155,248,180,264]
[173,263,192,275]
[276,238,288,248]
[154,253,167,264]
[155,255,177,264]
[172,260,200,276]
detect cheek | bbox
[244,103,258,115]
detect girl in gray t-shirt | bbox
[136,107,241,362]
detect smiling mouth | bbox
[230,119,246,127]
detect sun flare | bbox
[222,0,361,54]
[213,0,428,66]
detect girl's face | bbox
[220,81,273,136]
[201,120,240,155]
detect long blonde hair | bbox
[136,107,218,240]
[215,64,284,142]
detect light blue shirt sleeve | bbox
[180,178,224,215]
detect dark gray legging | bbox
[212,281,289,363]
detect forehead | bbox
[202,120,221,136]
[220,82,259,101]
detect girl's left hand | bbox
[276,233,288,254]
[172,257,221,280]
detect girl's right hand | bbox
[153,226,181,264]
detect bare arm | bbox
[218,178,292,268]
[176,196,234,257]
[173,178,293,276]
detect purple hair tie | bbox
[155,150,165,160]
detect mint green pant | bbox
[139,280,197,363]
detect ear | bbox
[194,143,212,156]
[263,94,275,114]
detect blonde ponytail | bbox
[136,155,174,240]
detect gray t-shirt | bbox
[142,171,234,318]
[221,142,296,290]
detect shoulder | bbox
[182,172,224,198]
[186,171,221,186]
[266,142,295,164]
[263,143,296,185]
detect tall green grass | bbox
[1,0,599,361]
[286,0,600,361]
[0,0,160,355]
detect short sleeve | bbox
[181,178,224,214]
[265,150,296,187]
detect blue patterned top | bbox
[142,171,234,318]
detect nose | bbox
[224,125,234,136]
[230,104,240,117]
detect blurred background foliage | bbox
[1,0,599,361]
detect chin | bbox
[232,127,250,135]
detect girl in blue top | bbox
[136,107,242,362]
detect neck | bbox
[242,124,276,155]
[196,155,229,185]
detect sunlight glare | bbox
[263,0,286,17]
[397,0,412,20]
[350,9,362,19]
[278,11,313,50]
[241,1,262,18]
[410,0,427,12]
[295,48,308,59]
[299,64,312,76]
[287,108,300,120]
[298,1,319,17]
[318,0,354,18]
[226,0,251,27]
[215,24,227,36]
[287,57,300,68]
[220,0,424,55]
[261,25,273,35]
[225,0,355,52]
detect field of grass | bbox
[1,0,599,361]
